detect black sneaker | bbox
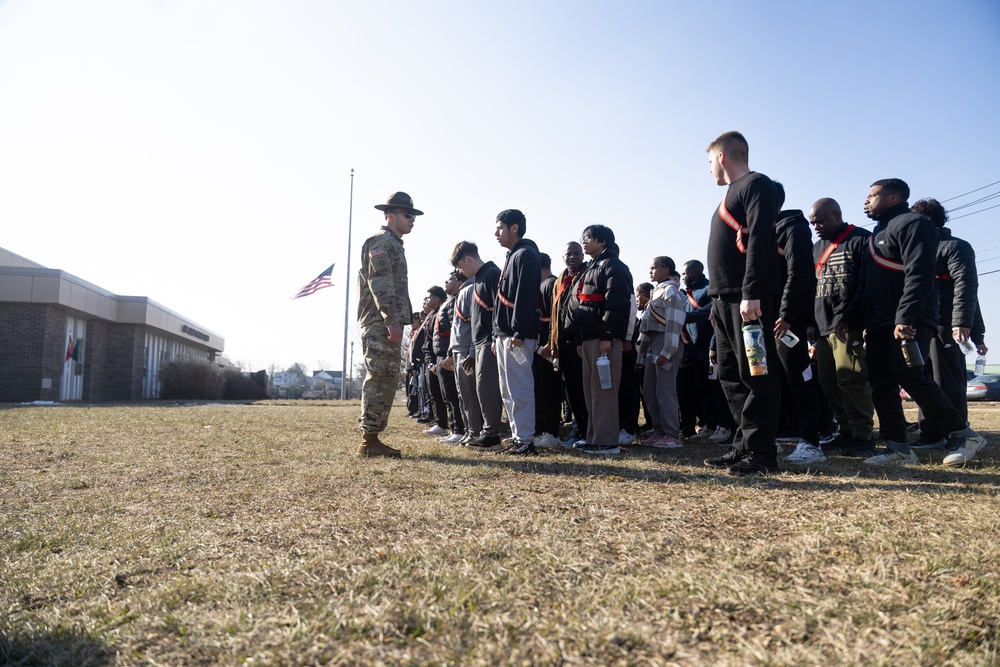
[507,440,537,456]
[727,452,779,476]
[835,437,878,457]
[824,433,856,452]
[469,434,502,452]
[704,447,746,469]
[910,434,948,450]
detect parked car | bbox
[967,374,1000,401]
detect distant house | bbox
[271,372,301,387]
[310,370,343,390]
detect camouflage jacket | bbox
[357,227,411,333]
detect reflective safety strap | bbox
[718,194,746,254]
[867,235,904,273]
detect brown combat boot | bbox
[356,431,402,458]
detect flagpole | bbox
[341,169,354,400]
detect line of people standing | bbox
[355,132,988,474]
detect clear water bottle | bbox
[596,354,612,390]
[975,354,986,376]
[510,342,528,366]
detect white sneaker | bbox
[784,440,827,465]
[707,427,731,442]
[942,429,987,466]
[618,429,635,445]
[423,424,448,436]
[534,433,562,448]
[439,433,464,444]
[864,445,919,465]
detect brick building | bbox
[0,247,224,402]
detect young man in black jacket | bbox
[451,241,504,450]
[910,198,984,464]
[703,131,783,475]
[433,271,467,444]
[772,183,824,465]
[840,179,985,465]
[809,197,875,455]
[493,209,542,455]
[574,224,634,455]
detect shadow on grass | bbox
[408,446,1000,494]
[0,628,112,666]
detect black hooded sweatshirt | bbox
[774,209,817,327]
[574,245,633,342]
[493,237,542,340]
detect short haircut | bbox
[497,209,527,238]
[637,282,653,295]
[706,130,749,164]
[583,224,615,247]
[450,240,479,267]
[684,259,704,274]
[872,178,910,202]
[669,271,681,282]
[774,181,786,210]
[412,312,422,321]
[449,268,465,282]
[654,255,676,273]
[911,198,948,228]
[539,252,551,270]
[427,285,446,301]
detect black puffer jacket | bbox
[774,209,817,327]
[935,227,978,332]
[573,245,634,342]
[846,202,939,330]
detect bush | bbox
[159,359,224,400]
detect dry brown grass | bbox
[2,400,999,666]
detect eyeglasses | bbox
[580,236,592,244]
[390,210,416,220]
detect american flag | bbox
[291,264,335,300]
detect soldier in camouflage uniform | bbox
[356,192,422,457]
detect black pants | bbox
[425,359,448,429]
[866,326,964,443]
[775,320,821,446]
[534,354,563,437]
[918,331,969,438]
[618,346,640,435]
[558,337,588,436]
[437,367,465,435]
[712,294,781,456]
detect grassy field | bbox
[2,400,999,666]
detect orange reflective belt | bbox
[718,194,746,254]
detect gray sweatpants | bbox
[643,332,682,437]
[454,350,483,437]
[496,335,537,443]
[475,341,502,437]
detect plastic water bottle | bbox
[510,343,528,366]
[596,354,612,390]
[975,354,986,376]
[708,361,718,380]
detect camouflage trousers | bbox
[360,328,402,433]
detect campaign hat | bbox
[374,192,423,216]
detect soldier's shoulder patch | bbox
[370,247,385,257]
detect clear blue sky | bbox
[1,0,998,371]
